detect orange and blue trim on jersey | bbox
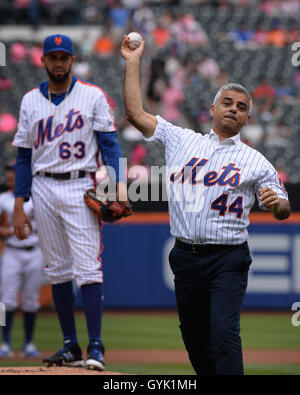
[76,79,117,132]
[39,76,77,104]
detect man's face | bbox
[5,170,15,191]
[209,90,251,134]
[42,51,75,83]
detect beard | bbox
[45,65,72,84]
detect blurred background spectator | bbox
[93,30,116,57]
[161,79,184,125]
[73,55,92,80]
[151,12,172,48]
[0,108,17,135]
[27,41,43,68]
[252,24,269,47]
[267,21,287,48]
[107,0,132,44]
[10,41,27,64]
[252,77,276,104]
[128,143,150,183]
[198,55,220,82]
[131,2,155,38]
[0,75,12,92]
[241,118,264,147]
[228,23,254,49]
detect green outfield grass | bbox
[0,310,299,375]
[241,312,300,349]
[3,310,300,350]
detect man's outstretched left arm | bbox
[259,187,291,220]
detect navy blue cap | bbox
[43,34,73,56]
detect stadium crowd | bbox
[0,0,299,184]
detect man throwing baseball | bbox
[121,36,291,375]
[13,34,127,370]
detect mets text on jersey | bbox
[34,109,84,149]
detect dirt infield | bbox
[0,366,127,375]
[0,348,299,375]
[106,349,300,364]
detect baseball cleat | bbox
[20,342,41,358]
[0,343,14,359]
[43,341,84,367]
[86,341,105,371]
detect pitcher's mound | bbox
[0,367,127,375]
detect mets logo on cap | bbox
[43,34,74,55]
[55,36,62,46]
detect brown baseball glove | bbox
[84,188,133,223]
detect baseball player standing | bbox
[0,164,43,359]
[13,34,126,371]
[121,37,291,375]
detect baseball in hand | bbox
[127,32,143,50]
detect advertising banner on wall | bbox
[98,213,300,310]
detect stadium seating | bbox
[0,2,299,184]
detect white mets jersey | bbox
[13,78,116,174]
[0,191,39,248]
[145,116,289,245]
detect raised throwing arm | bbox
[121,35,157,138]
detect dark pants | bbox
[169,241,252,375]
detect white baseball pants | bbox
[31,175,103,287]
